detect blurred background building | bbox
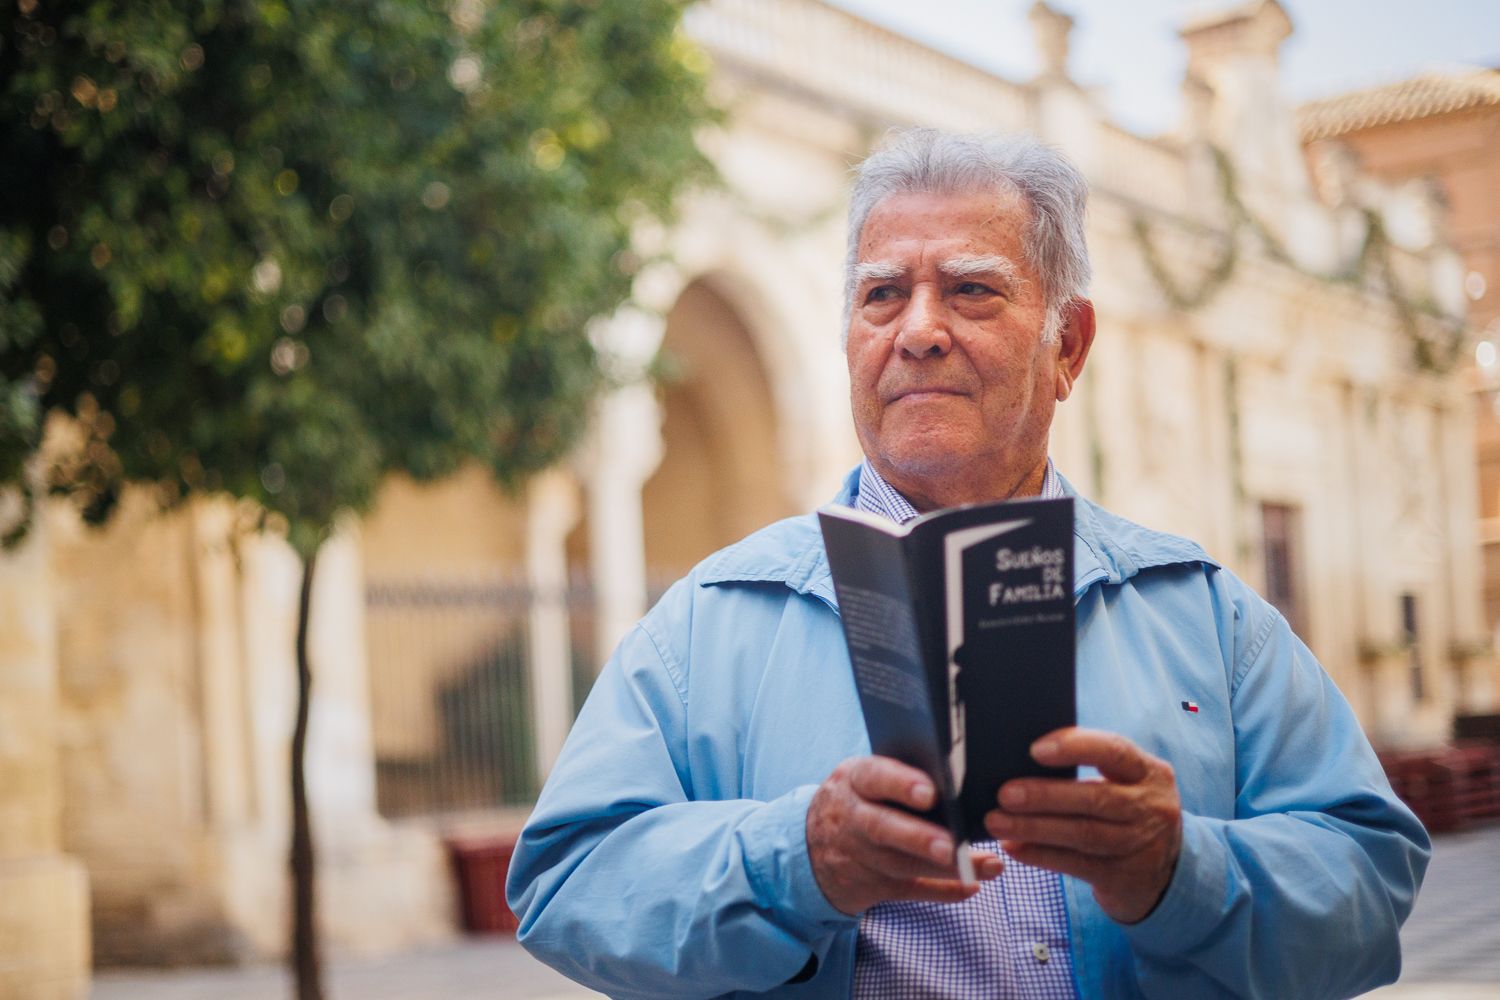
[4,0,1497,992]
[1300,66,1500,632]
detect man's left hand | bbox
[983,727,1182,925]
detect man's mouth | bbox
[890,386,967,403]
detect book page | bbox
[818,509,950,815]
[840,585,926,709]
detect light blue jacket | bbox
[508,471,1429,999]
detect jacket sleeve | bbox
[1122,601,1431,998]
[505,614,856,999]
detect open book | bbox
[818,496,1077,883]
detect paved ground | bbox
[94,825,1500,1000]
[1366,824,1500,997]
[93,937,595,1000]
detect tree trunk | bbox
[290,548,324,1000]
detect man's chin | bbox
[882,449,968,480]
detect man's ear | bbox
[1055,298,1096,402]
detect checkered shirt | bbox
[851,458,1079,1000]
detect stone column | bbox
[232,522,454,957]
[526,470,582,779]
[0,495,90,1000]
[186,501,257,838]
[304,522,382,831]
[585,307,667,668]
[587,383,665,667]
[1438,394,1495,712]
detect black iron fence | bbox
[367,575,545,819]
[364,569,676,820]
[566,570,599,717]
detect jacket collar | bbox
[697,466,1218,605]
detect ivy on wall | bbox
[1223,353,1250,567]
[1129,147,1467,374]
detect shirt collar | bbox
[855,457,1064,525]
[696,465,1218,604]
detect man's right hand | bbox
[806,755,1003,916]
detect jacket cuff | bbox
[1120,813,1228,956]
[739,784,859,939]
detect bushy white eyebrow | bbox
[850,255,1026,290]
[938,254,1024,288]
[851,261,905,284]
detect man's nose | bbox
[894,287,952,358]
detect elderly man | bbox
[507,129,1429,999]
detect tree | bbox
[0,1,713,996]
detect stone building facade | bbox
[1,0,1493,991]
[1300,67,1500,630]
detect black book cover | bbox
[818,496,1077,864]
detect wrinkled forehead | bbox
[856,186,1034,261]
[857,184,1034,251]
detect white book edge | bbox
[956,841,976,886]
[818,502,918,536]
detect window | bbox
[1401,592,1423,702]
[1261,503,1305,640]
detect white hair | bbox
[843,128,1092,344]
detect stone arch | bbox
[697,264,828,502]
[634,241,844,506]
[641,275,798,577]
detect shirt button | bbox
[1032,941,1051,964]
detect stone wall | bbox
[48,492,454,966]
[0,493,90,998]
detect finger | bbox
[998,840,1107,884]
[838,852,976,905]
[984,811,1135,857]
[853,798,960,866]
[1031,728,1151,784]
[972,850,1005,880]
[859,842,1002,883]
[897,876,986,905]
[997,777,1135,820]
[846,756,939,810]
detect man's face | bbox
[846,188,1079,510]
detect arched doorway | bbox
[642,277,795,579]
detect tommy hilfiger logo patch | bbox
[1181,701,1199,713]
